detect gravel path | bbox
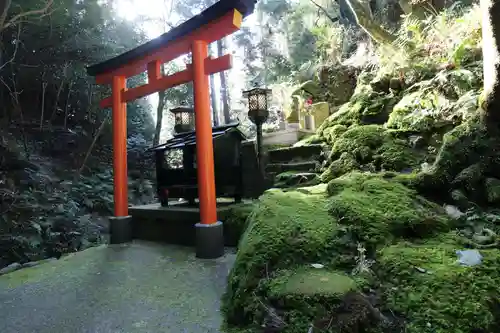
[0,242,236,333]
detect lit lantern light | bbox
[170,107,195,134]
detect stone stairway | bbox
[264,144,327,189]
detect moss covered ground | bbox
[221,5,500,333]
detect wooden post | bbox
[111,75,129,217]
[192,40,217,225]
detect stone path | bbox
[0,242,236,333]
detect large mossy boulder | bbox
[223,187,339,329]
[222,174,452,332]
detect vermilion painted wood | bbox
[192,40,218,225]
[111,76,129,217]
[94,10,242,84]
[100,55,232,109]
[101,7,244,222]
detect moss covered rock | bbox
[327,172,451,247]
[266,268,371,332]
[316,86,399,139]
[274,171,320,188]
[387,90,454,132]
[321,125,426,180]
[378,235,500,332]
[223,187,340,329]
[321,152,359,183]
[412,116,500,204]
[321,124,347,145]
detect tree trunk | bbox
[480,0,500,129]
[209,43,219,126]
[49,78,66,124]
[154,90,166,146]
[0,44,4,118]
[39,82,47,130]
[77,114,109,177]
[217,39,231,124]
[345,0,397,43]
[63,81,73,130]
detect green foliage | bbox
[0,0,159,269]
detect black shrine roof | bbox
[147,122,247,152]
[87,0,256,77]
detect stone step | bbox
[273,172,320,188]
[267,144,325,164]
[266,161,318,174]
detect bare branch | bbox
[0,23,21,72]
[77,113,110,177]
[0,0,12,29]
[2,0,54,31]
[310,0,340,23]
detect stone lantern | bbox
[243,87,272,171]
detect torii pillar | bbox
[86,0,256,258]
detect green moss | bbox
[316,86,394,135]
[452,162,484,196]
[292,80,321,97]
[321,152,359,183]
[274,171,320,189]
[387,90,452,132]
[412,117,500,201]
[264,268,367,330]
[374,136,424,171]
[222,187,339,328]
[378,236,500,332]
[323,125,425,179]
[327,172,451,247]
[331,125,386,161]
[221,202,257,246]
[0,246,106,288]
[269,268,360,298]
[293,134,323,147]
[321,124,347,145]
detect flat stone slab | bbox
[0,242,236,333]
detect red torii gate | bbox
[87,0,256,258]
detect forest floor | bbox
[0,242,235,333]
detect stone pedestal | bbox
[195,221,224,259]
[109,216,133,244]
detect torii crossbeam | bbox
[87,0,256,257]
